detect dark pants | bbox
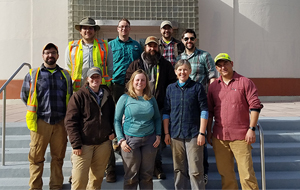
[122,133,158,190]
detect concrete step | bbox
[2,141,300,163]
[2,131,300,149]
[259,118,300,131]
[1,150,300,179]
[0,170,299,190]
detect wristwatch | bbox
[249,127,256,131]
[199,132,206,136]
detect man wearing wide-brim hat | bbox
[64,17,115,186]
[65,17,113,92]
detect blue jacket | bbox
[163,78,208,139]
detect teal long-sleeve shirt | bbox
[109,37,142,85]
[114,94,161,141]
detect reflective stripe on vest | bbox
[68,39,111,91]
[26,68,71,132]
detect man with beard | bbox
[20,43,73,190]
[158,20,184,67]
[177,29,217,89]
[65,17,113,92]
[125,36,177,179]
[177,29,218,185]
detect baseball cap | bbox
[160,20,172,29]
[43,43,58,53]
[214,53,231,64]
[145,36,159,46]
[87,67,102,78]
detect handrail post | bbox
[258,123,266,190]
[0,62,31,166]
[2,88,6,166]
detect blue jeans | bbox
[122,133,158,190]
[171,137,205,190]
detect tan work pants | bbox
[212,137,259,190]
[29,119,67,190]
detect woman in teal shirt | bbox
[114,69,161,190]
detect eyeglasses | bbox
[118,25,130,29]
[43,51,57,55]
[183,37,196,42]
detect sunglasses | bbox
[183,37,196,42]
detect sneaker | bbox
[106,171,116,183]
[154,165,166,179]
[204,174,208,185]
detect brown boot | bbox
[106,171,116,183]
[153,161,166,179]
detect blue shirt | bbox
[20,64,73,125]
[177,48,217,88]
[163,78,208,139]
[114,94,161,141]
[109,37,142,85]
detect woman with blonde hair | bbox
[115,69,161,190]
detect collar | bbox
[161,37,174,45]
[183,48,199,58]
[217,71,239,83]
[117,36,132,43]
[40,63,61,71]
[176,77,191,88]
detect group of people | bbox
[20,17,263,190]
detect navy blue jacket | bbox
[163,78,208,139]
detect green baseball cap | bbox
[214,53,231,64]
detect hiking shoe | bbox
[106,171,116,183]
[204,174,208,185]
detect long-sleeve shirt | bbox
[114,94,161,141]
[20,64,73,125]
[207,72,263,141]
[177,48,217,88]
[109,37,142,85]
[163,78,208,139]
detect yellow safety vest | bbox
[26,67,71,132]
[68,39,112,91]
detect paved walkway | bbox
[0,99,299,122]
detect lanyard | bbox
[155,64,159,90]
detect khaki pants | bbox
[212,137,259,190]
[71,140,111,190]
[28,119,67,190]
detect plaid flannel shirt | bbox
[20,64,73,125]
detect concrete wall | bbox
[0,0,68,80]
[198,0,300,97]
[0,0,68,99]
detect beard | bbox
[144,50,160,65]
[186,42,195,50]
[45,57,57,65]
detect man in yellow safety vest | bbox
[65,17,113,91]
[65,17,115,183]
[20,43,73,190]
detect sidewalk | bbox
[0,99,299,123]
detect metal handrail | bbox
[0,63,31,166]
[257,122,266,190]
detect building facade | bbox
[0,0,299,101]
